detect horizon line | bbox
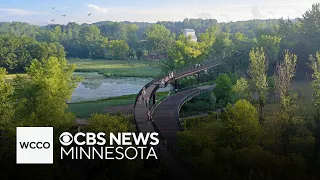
[0,17,299,26]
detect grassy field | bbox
[4,73,27,83]
[66,92,168,118]
[68,58,163,78]
[263,80,312,117]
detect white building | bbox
[183,29,197,42]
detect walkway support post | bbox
[175,79,178,90]
[153,93,156,105]
[197,73,200,84]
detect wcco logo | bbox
[19,141,51,149]
[16,127,53,164]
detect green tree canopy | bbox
[145,24,173,54]
[108,40,130,58]
[219,99,262,149]
[0,35,66,72]
[213,73,232,108]
[0,68,14,125]
[84,113,132,136]
[231,77,249,102]
[309,50,320,158]
[257,35,281,75]
[248,47,268,123]
[13,57,82,126]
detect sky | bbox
[0,0,318,25]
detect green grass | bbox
[66,92,168,118]
[263,80,312,117]
[293,80,312,101]
[68,58,163,78]
[4,73,27,83]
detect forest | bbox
[0,12,283,74]
[1,2,320,180]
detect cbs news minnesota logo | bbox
[16,127,159,164]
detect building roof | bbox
[190,35,197,39]
[184,29,195,32]
[186,34,197,40]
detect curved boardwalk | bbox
[152,85,215,154]
[133,61,220,179]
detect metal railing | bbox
[150,92,171,114]
[174,81,214,94]
[176,86,215,131]
[150,82,213,115]
[149,85,215,175]
[163,86,215,173]
[132,60,221,174]
[134,60,221,114]
[174,60,222,78]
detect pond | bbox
[69,72,173,103]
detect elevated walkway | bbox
[133,60,221,179]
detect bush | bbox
[218,99,262,149]
[183,114,217,130]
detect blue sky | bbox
[0,0,318,25]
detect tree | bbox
[257,35,281,75]
[248,47,268,124]
[136,49,144,60]
[229,32,257,73]
[84,113,132,135]
[213,74,232,108]
[0,35,66,73]
[145,24,173,55]
[13,57,82,126]
[273,50,298,154]
[300,3,320,35]
[108,40,130,58]
[219,99,262,149]
[231,77,249,102]
[298,3,320,55]
[211,31,232,60]
[163,34,204,72]
[79,25,103,58]
[100,37,109,58]
[278,18,299,37]
[309,50,320,158]
[0,68,14,126]
[199,25,219,59]
[125,24,139,49]
[0,35,37,72]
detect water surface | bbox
[70,72,172,103]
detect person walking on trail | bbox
[147,109,151,121]
[145,97,150,107]
[138,95,142,104]
[147,109,154,122]
[142,87,147,103]
[142,87,146,96]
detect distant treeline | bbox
[0,18,280,61]
[0,4,319,80]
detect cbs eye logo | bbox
[59,132,73,146]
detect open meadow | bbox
[68,58,163,78]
